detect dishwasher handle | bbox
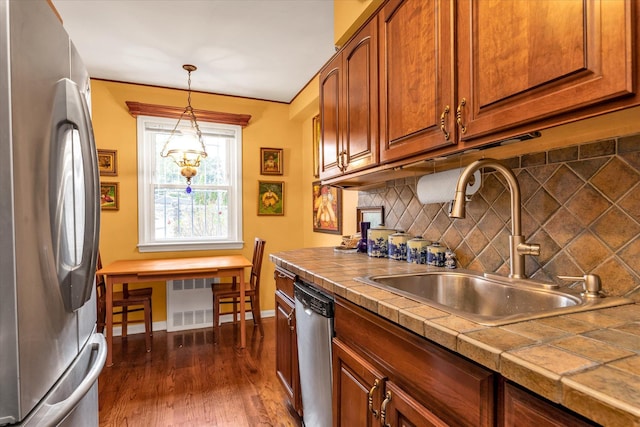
[294,281,334,318]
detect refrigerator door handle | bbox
[23,333,106,426]
[49,78,100,312]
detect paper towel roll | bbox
[417,168,481,204]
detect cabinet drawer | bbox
[274,266,296,300]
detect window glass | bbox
[137,116,243,252]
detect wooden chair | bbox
[212,238,266,336]
[96,253,153,352]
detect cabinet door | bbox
[502,382,596,427]
[381,381,449,427]
[342,18,379,174]
[319,54,342,179]
[319,18,378,180]
[333,338,386,427]
[379,0,455,163]
[456,0,634,141]
[275,290,302,415]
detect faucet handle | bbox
[558,274,602,298]
[517,242,540,256]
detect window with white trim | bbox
[137,115,243,252]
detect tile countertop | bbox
[270,247,640,426]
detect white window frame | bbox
[136,115,243,252]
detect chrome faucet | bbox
[449,159,540,279]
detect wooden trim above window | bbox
[126,101,251,127]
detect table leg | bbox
[106,277,114,366]
[239,268,246,348]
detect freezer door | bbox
[21,333,106,427]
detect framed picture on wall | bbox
[258,181,284,215]
[97,149,117,176]
[260,147,283,175]
[356,206,384,231]
[312,181,342,234]
[100,182,119,210]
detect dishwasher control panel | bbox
[294,281,334,318]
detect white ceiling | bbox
[52,0,336,103]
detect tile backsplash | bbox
[358,133,640,300]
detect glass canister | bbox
[427,242,447,267]
[367,226,396,257]
[388,231,411,260]
[407,236,430,264]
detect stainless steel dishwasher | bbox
[294,280,334,427]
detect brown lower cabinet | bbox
[334,297,495,426]
[274,267,302,416]
[334,296,599,427]
[501,381,597,427]
[274,269,603,425]
[333,338,449,427]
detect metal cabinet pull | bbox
[368,379,380,418]
[337,149,348,171]
[440,105,450,140]
[380,390,392,427]
[456,98,467,134]
[286,308,295,330]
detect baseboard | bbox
[111,310,275,336]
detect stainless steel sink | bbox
[355,270,633,326]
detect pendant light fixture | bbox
[160,64,208,193]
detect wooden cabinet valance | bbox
[126,101,251,127]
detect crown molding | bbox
[126,101,251,127]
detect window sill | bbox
[137,241,244,253]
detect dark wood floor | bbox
[98,318,303,426]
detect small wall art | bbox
[356,206,384,231]
[97,149,117,176]
[100,182,119,210]
[260,147,283,175]
[258,181,284,215]
[312,181,342,234]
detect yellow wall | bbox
[92,76,359,324]
[92,0,392,325]
[92,80,307,321]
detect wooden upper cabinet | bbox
[379,0,455,163]
[319,18,379,180]
[319,57,342,179]
[456,0,635,141]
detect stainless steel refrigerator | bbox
[0,1,105,425]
